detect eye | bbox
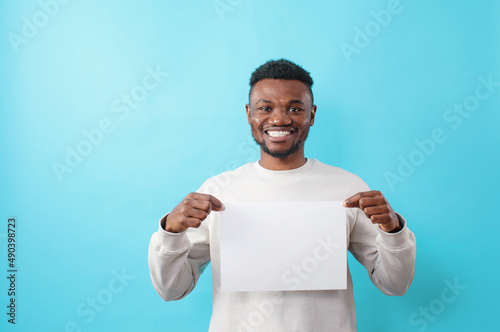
[259,107,271,111]
[289,107,301,112]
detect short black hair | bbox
[249,59,314,101]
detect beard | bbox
[252,130,308,159]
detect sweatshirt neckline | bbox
[252,158,314,178]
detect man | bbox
[148,59,416,331]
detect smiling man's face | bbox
[246,79,316,164]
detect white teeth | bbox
[267,131,291,138]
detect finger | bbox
[186,193,225,211]
[187,198,214,214]
[183,217,203,229]
[165,216,203,233]
[183,206,209,221]
[357,197,385,209]
[363,205,389,218]
[369,214,391,225]
[208,195,225,211]
[343,190,380,207]
[343,193,362,208]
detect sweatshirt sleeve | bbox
[148,213,211,301]
[348,209,416,296]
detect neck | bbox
[258,149,307,170]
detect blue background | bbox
[1,0,499,331]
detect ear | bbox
[310,105,317,126]
[245,104,252,124]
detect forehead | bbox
[250,79,312,103]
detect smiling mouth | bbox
[266,130,292,138]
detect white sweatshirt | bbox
[148,159,416,331]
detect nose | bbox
[268,109,292,126]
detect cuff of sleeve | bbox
[155,215,191,253]
[376,213,412,251]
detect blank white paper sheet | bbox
[219,201,347,292]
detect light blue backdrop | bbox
[1,0,499,331]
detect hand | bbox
[164,193,225,233]
[342,190,402,233]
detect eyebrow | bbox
[256,99,304,104]
[256,99,272,104]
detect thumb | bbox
[342,196,359,208]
